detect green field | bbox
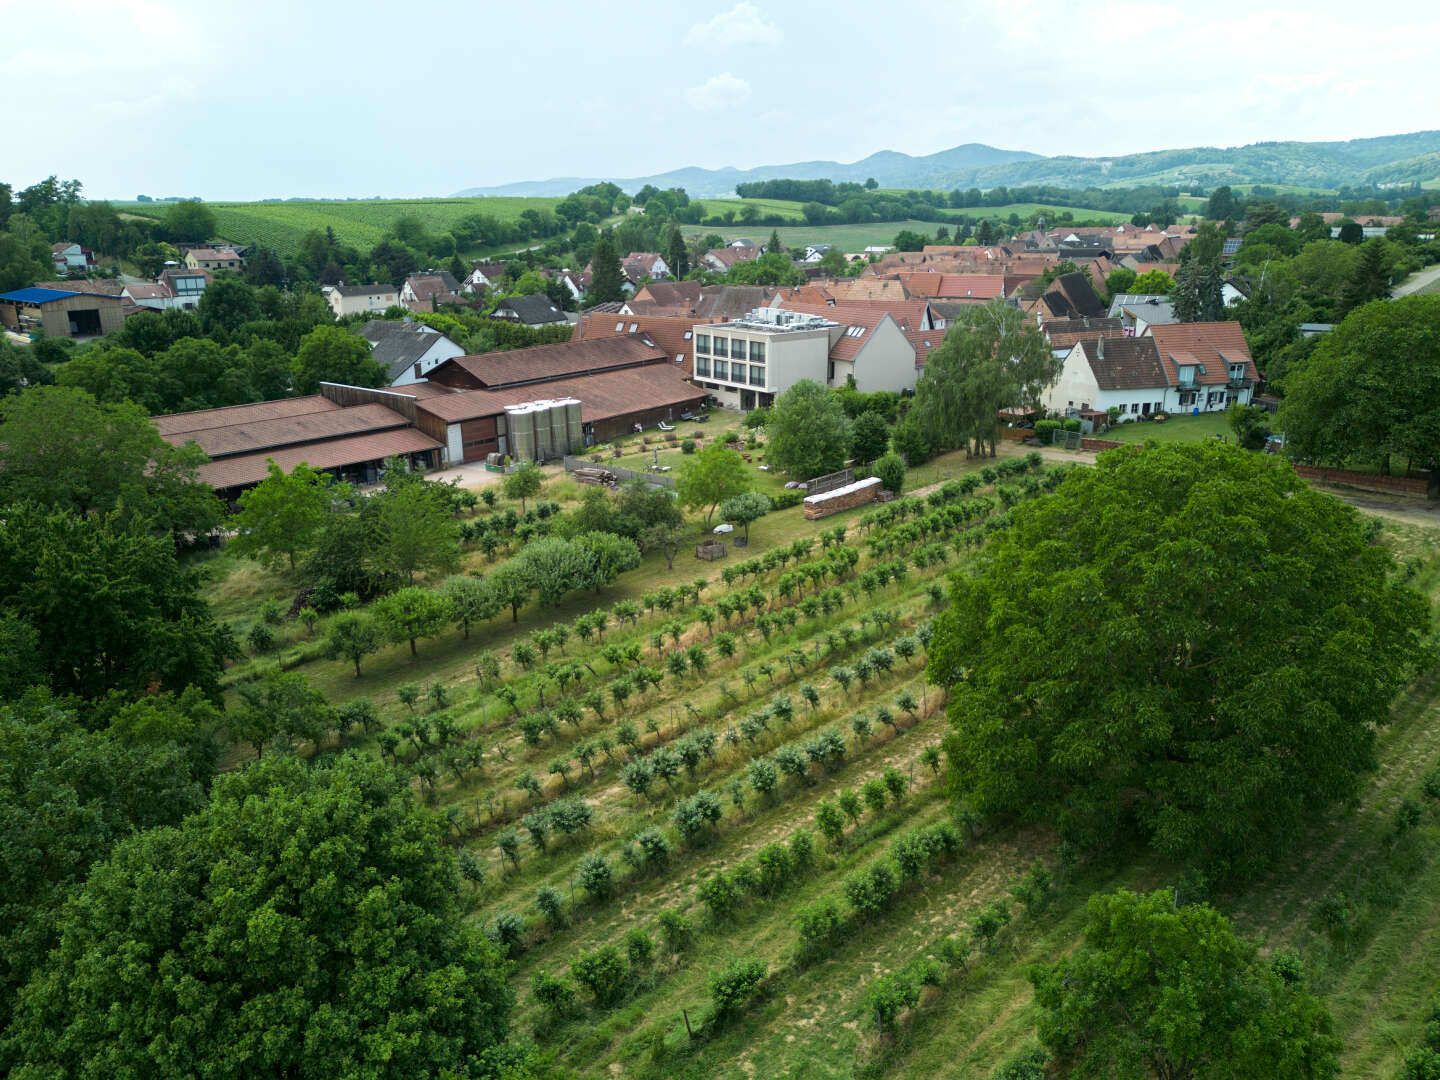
[116,196,569,258]
[195,428,1440,1079]
[695,197,807,222]
[1103,411,1231,444]
[690,203,1136,253]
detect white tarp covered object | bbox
[803,476,882,505]
[712,523,734,534]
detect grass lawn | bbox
[1103,411,1232,444]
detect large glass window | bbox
[749,340,765,362]
[695,333,710,353]
[749,365,765,386]
[714,359,729,380]
[712,337,728,358]
[695,356,710,377]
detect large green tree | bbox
[676,443,748,525]
[230,460,348,570]
[0,386,221,535]
[1277,294,1440,473]
[909,301,1057,459]
[0,505,237,700]
[162,199,216,242]
[372,586,450,656]
[4,753,516,1079]
[1172,222,1225,322]
[0,692,214,1025]
[587,232,626,304]
[931,443,1427,876]
[290,324,389,395]
[367,471,462,585]
[1030,888,1340,1079]
[766,378,853,480]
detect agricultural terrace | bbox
[200,432,1440,1079]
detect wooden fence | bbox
[562,455,675,489]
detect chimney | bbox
[1097,336,1105,360]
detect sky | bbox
[5,0,1438,201]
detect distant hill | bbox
[454,144,1040,198]
[456,131,1440,197]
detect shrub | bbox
[1061,418,1082,432]
[844,860,900,917]
[633,825,670,871]
[577,852,612,900]
[1034,419,1061,443]
[770,489,803,510]
[672,789,724,843]
[699,872,742,919]
[865,972,920,1029]
[1424,768,1440,800]
[789,829,815,870]
[709,955,766,1018]
[259,598,285,625]
[874,452,905,493]
[532,972,576,1017]
[796,897,845,953]
[535,885,565,927]
[754,842,793,897]
[571,944,627,1006]
[991,1045,1050,1080]
[658,909,695,952]
[625,928,654,967]
[246,621,275,654]
[681,439,697,454]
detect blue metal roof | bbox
[0,287,80,304]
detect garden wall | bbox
[1081,438,1124,451]
[803,476,882,519]
[1292,465,1436,497]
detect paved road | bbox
[1392,264,1440,297]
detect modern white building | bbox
[691,305,923,410]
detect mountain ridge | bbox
[455,131,1440,198]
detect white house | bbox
[51,242,94,272]
[1043,321,1260,420]
[357,320,465,386]
[1042,335,1173,418]
[326,283,399,319]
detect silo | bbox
[562,398,583,452]
[504,405,533,463]
[547,399,568,456]
[531,401,554,461]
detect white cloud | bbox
[684,2,783,47]
[684,72,753,112]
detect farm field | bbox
[197,427,1440,1079]
[869,197,1137,225]
[690,219,943,252]
[692,204,1135,253]
[696,197,806,222]
[115,196,570,258]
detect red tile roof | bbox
[1147,322,1259,385]
[416,365,707,425]
[431,335,667,389]
[163,403,408,459]
[889,273,1007,300]
[572,313,719,375]
[1077,336,1169,391]
[197,428,441,491]
[153,395,342,437]
[905,328,944,364]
